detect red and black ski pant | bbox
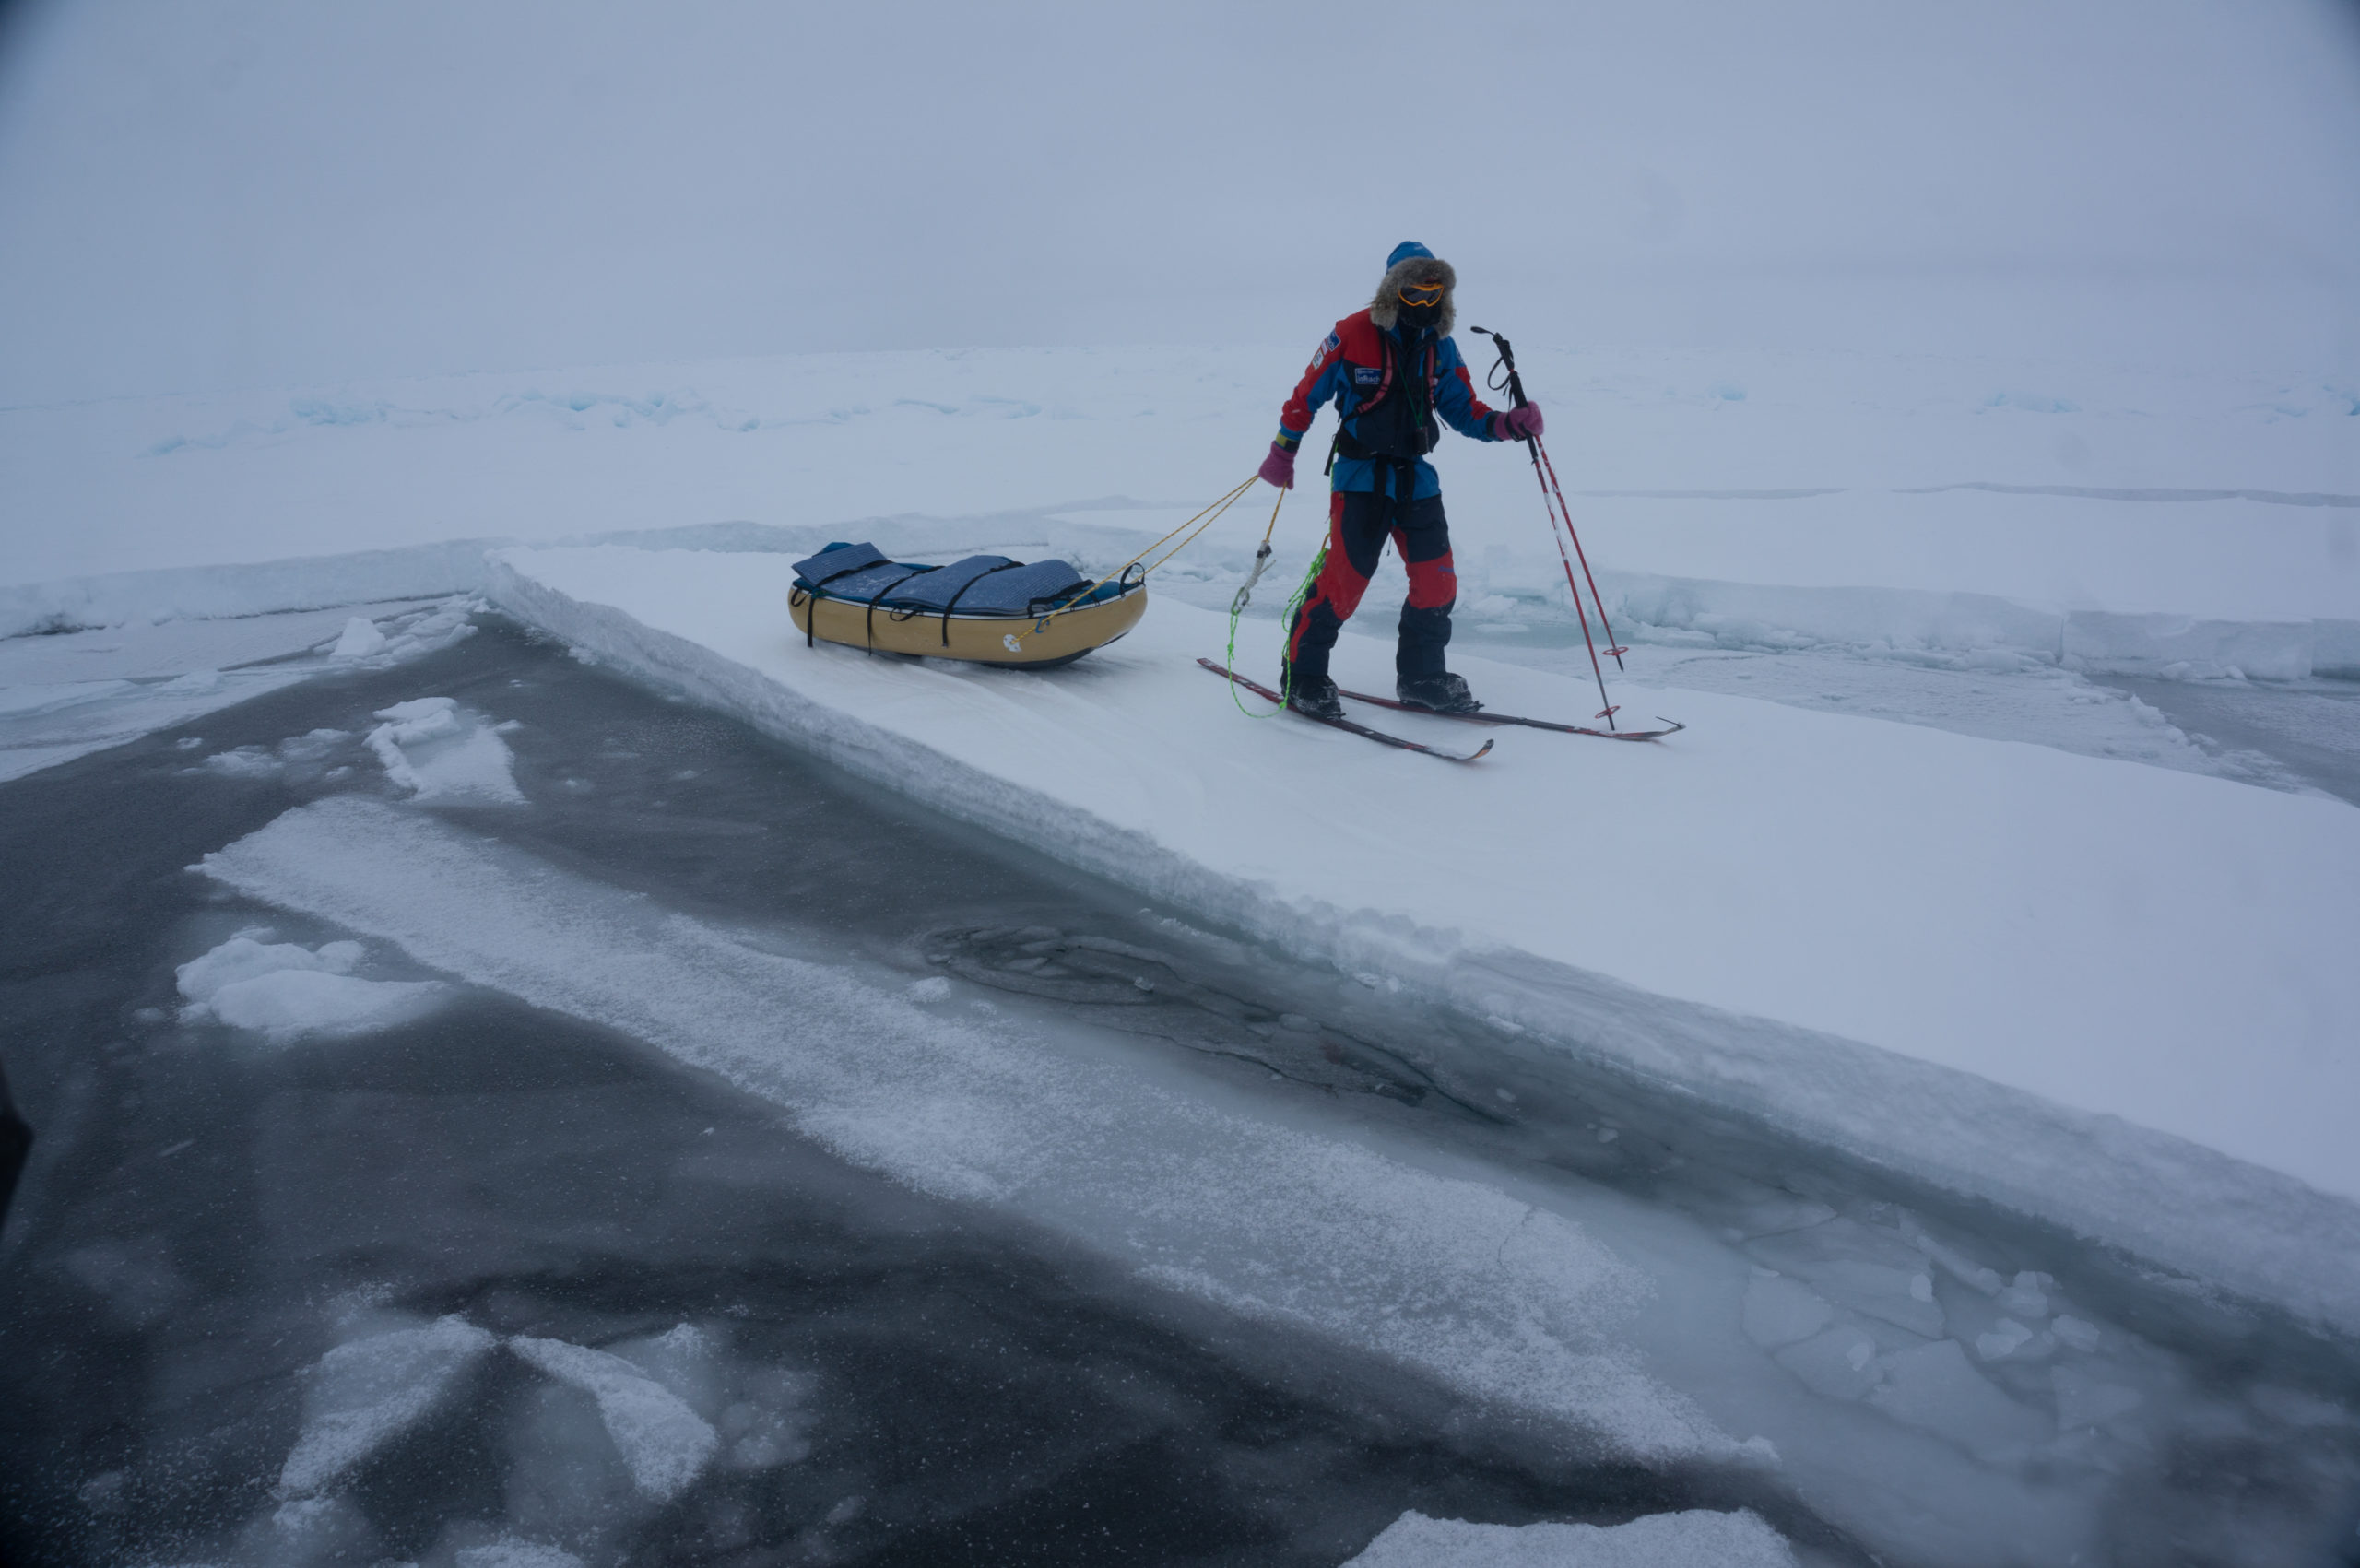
[1284,488,1457,686]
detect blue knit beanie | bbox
[1386,241,1434,268]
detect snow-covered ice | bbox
[1343,1506,1796,1567]
[176,930,442,1040]
[0,595,478,782]
[485,544,2360,1336]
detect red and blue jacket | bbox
[1275,309,1504,500]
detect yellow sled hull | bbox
[790,585,1147,667]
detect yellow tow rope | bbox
[1009,473,1263,645]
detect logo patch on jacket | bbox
[1353,366,1383,385]
[1308,332,1340,371]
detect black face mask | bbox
[1396,300,1441,336]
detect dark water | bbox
[2097,674,2360,808]
[0,628,1827,1568]
[5,620,2357,1567]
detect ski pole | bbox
[1473,326,1626,672]
[1531,436,1626,671]
[1471,326,1621,727]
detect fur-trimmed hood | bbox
[1368,247,1456,336]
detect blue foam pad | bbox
[879,555,1019,611]
[791,542,888,584]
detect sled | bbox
[788,542,1148,668]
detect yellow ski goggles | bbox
[1397,280,1446,308]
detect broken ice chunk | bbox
[1741,1271,1835,1350]
[1994,1270,2052,1320]
[177,932,361,1003]
[1773,1326,1882,1401]
[279,1315,497,1496]
[2050,1315,2102,1352]
[176,932,440,1041]
[609,1323,717,1414]
[330,617,389,658]
[510,1336,718,1501]
[1868,1339,2051,1460]
[366,696,525,802]
[1914,1233,2004,1295]
[1975,1318,2035,1362]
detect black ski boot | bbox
[1396,672,1483,715]
[1283,668,1345,721]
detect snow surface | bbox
[176,930,442,1041]
[198,795,1739,1466]
[6,342,2351,749]
[4,348,2353,646]
[487,545,2360,1335]
[1344,1508,1795,1568]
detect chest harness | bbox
[1326,328,1441,520]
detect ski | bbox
[1198,660,1494,761]
[1337,686,1684,741]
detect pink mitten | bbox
[1495,404,1545,441]
[1257,441,1297,489]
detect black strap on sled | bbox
[937,560,1025,647]
[863,570,930,654]
[796,557,892,649]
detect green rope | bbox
[1225,534,1328,717]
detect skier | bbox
[1257,242,1544,719]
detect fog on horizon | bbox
[2,0,2356,404]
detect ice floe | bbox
[508,1336,719,1501]
[176,929,442,1039]
[366,695,524,802]
[485,544,2360,1338]
[0,595,478,783]
[329,615,389,658]
[278,1315,497,1496]
[197,726,350,781]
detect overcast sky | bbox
[2,0,2356,402]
